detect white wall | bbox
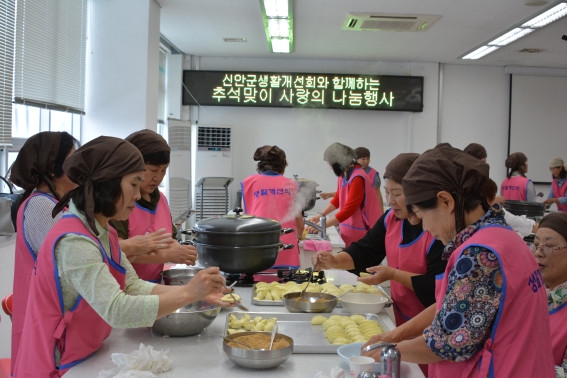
[439,64,510,187]
[180,57,511,214]
[83,0,160,141]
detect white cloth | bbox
[99,343,173,378]
[503,208,536,238]
[313,367,346,378]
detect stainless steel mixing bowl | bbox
[283,292,337,313]
[223,331,294,369]
[152,301,221,337]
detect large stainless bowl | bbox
[161,267,204,285]
[283,292,337,313]
[152,301,221,337]
[223,331,294,369]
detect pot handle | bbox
[279,243,295,250]
[281,228,294,235]
[180,239,195,246]
[180,229,195,236]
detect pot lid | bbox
[192,208,282,233]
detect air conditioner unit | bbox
[343,13,441,32]
[190,125,233,222]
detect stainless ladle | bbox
[299,267,317,303]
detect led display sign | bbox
[182,70,423,112]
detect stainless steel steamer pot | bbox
[183,209,295,273]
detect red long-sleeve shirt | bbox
[330,175,365,223]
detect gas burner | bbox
[278,268,326,284]
[223,273,256,287]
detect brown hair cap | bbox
[383,152,420,185]
[10,131,63,191]
[463,143,487,160]
[403,143,490,206]
[125,129,170,157]
[539,212,567,243]
[354,147,370,159]
[53,136,146,235]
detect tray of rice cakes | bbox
[251,281,392,307]
[224,311,391,353]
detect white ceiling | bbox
[158,0,567,70]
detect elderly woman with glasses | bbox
[533,212,567,376]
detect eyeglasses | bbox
[530,243,567,255]
[384,191,403,202]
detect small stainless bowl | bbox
[152,301,220,337]
[283,292,337,313]
[161,267,204,285]
[223,331,294,369]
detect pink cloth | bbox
[302,239,332,252]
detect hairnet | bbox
[324,143,356,172]
[383,152,419,184]
[125,129,170,158]
[10,132,63,192]
[403,143,491,232]
[463,143,487,160]
[354,147,370,159]
[539,212,567,243]
[53,136,146,234]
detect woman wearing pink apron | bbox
[110,130,198,282]
[544,157,567,212]
[363,143,554,378]
[307,143,381,247]
[13,136,228,377]
[532,212,567,374]
[9,131,78,374]
[241,145,303,268]
[500,151,536,201]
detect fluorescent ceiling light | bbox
[260,0,294,54]
[461,1,567,60]
[271,38,291,53]
[522,3,567,27]
[264,0,288,18]
[489,27,535,46]
[268,19,289,38]
[462,46,500,60]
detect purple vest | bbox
[14,215,125,377]
[129,191,173,282]
[384,211,432,326]
[552,179,567,212]
[11,192,59,373]
[241,173,300,268]
[337,167,382,247]
[430,225,554,378]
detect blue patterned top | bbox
[424,206,507,361]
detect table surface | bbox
[65,270,424,378]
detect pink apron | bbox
[383,211,432,326]
[500,175,530,201]
[550,301,567,365]
[13,215,125,377]
[551,179,567,212]
[429,225,554,378]
[129,191,173,282]
[11,192,59,373]
[337,167,382,247]
[241,172,300,268]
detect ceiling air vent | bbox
[343,13,441,32]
